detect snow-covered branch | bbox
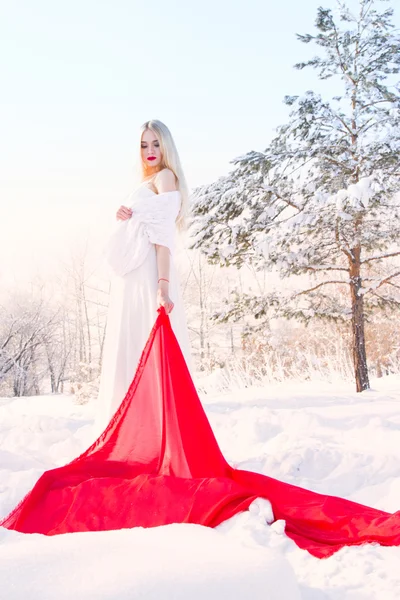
[293,280,349,297]
[362,251,400,265]
[362,270,400,296]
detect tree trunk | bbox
[198,255,205,370]
[30,346,40,395]
[82,282,92,378]
[349,250,369,392]
[376,360,383,379]
[45,344,56,393]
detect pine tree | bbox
[190,0,400,392]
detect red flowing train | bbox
[1,307,399,558]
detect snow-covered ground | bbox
[1,376,400,599]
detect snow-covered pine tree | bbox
[190,0,400,392]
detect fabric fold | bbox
[104,190,182,277]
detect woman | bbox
[94,119,193,434]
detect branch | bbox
[359,99,394,111]
[363,270,400,296]
[359,116,392,136]
[272,188,302,212]
[335,218,353,261]
[377,270,400,288]
[293,280,349,297]
[335,113,353,136]
[369,291,400,308]
[332,19,355,84]
[321,153,354,171]
[362,251,400,264]
[304,265,348,272]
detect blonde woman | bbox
[95,119,193,433]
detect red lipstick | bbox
[147,157,156,161]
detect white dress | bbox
[94,179,193,435]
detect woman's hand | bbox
[157,288,174,314]
[116,205,133,221]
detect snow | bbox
[333,176,376,211]
[0,525,300,600]
[1,376,400,599]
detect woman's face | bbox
[141,129,163,172]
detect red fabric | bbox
[1,308,399,558]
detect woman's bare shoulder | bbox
[154,168,178,193]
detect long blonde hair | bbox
[133,119,190,232]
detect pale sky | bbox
[1,0,399,285]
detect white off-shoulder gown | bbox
[94,181,193,435]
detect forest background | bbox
[1,0,399,400]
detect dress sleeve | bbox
[138,191,182,255]
[102,190,182,278]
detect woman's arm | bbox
[155,244,174,314]
[154,168,178,314]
